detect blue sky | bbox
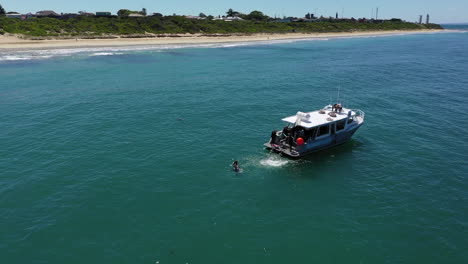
[1,0,467,23]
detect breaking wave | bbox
[0,38,330,62]
[91,52,124,56]
[0,30,452,62]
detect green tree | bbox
[118,9,142,17]
[117,9,131,17]
[246,10,269,21]
[199,12,206,18]
[0,4,6,16]
[226,8,240,17]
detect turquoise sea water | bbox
[1,29,468,263]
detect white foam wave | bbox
[0,45,207,61]
[447,29,468,33]
[210,38,329,48]
[260,157,289,167]
[0,36,332,62]
[0,55,53,61]
[1,55,30,61]
[0,30,454,62]
[91,52,124,56]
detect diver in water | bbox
[232,161,240,172]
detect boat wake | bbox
[259,156,289,167]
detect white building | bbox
[184,15,205,20]
[213,16,244,21]
[128,13,144,17]
[6,12,22,19]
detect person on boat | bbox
[270,131,278,145]
[332,103,343,112]
[287,135,294,151]
[336,104,343,113]
[232,161,240,172]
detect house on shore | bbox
[128,13,145,17]
[36,10,61,18]
[22,13,36,19]
[185,15,205,20]
[6,12,22,19]
[78,11,95,16]
[213,16,244,21]
[96,12,112,17]
[60,13,79,19]
[225,16,244,21]
[272,18,294,22]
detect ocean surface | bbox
[1,28,468,263]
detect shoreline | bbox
[0,29,449,50]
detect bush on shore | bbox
[0,16,443,37]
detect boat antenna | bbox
[341,94,344,107]
[337,85,341,104]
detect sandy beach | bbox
[0,29,446,50]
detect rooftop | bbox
[282,105,354,128]
[36,10,60,17]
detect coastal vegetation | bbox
[0,12,442,37]
[0,4,6,16]
[117,8,147,17]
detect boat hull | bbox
[265,122,363,159]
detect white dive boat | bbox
[265,104,365,158]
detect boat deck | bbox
[264,142,300,158]
[281,106,352,128]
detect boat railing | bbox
[352,109,365,121]
[323,104,333,110]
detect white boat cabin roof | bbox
[282,105,355,128]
